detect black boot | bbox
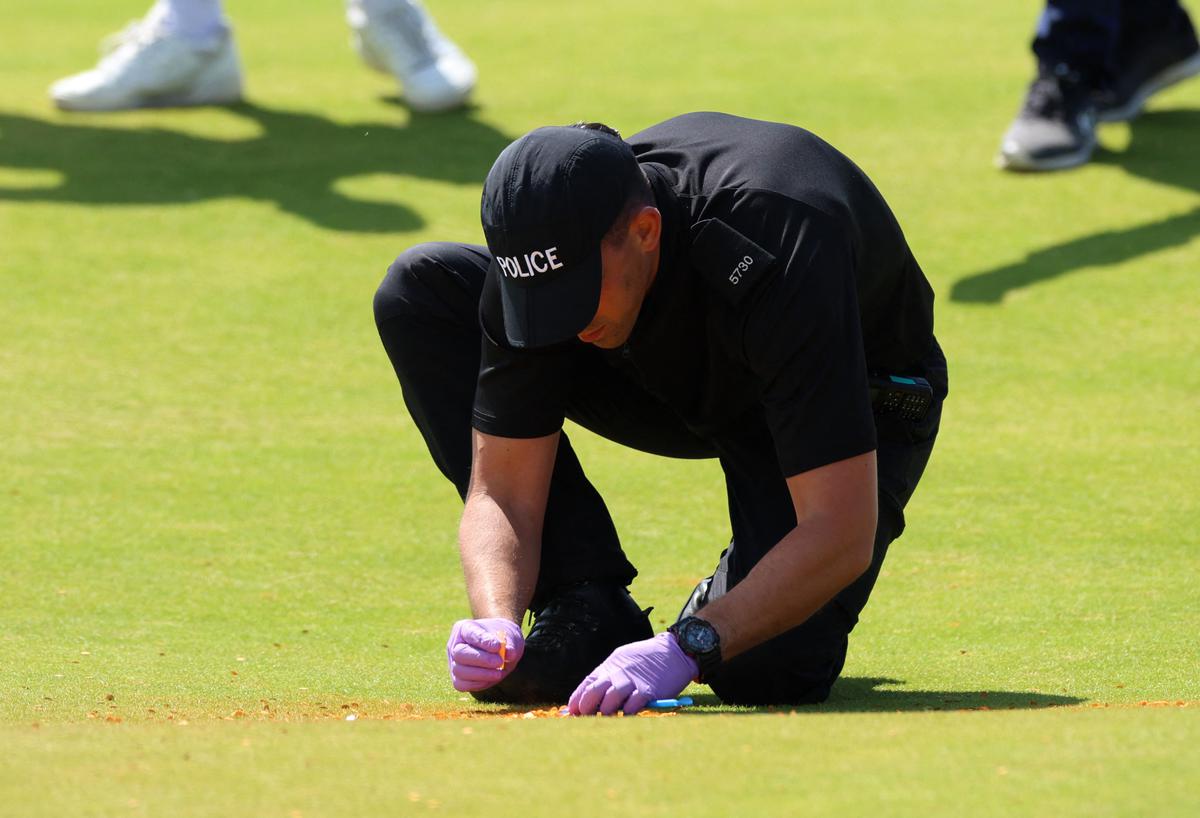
[472,582,653,704]
[676,576,712,622]
[675,546,731,623]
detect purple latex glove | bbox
[446,618,525,692]
[567,632,699,716]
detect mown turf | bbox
[4,710,1198,818]
[2,0,1197,815]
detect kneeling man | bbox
[374,113,947,715]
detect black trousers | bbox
[374,242,947,705]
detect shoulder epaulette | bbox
[688,218,776,305]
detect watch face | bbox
[683,619,717,653]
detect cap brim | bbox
[483,247,603,349]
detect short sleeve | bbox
[471,314,573,439]
[739,208,877,477]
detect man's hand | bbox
[446,618,525,692]
[567,633,698,716]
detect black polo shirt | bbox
[472,112,936,478]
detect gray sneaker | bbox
[997,63,1098,172]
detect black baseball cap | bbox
[480,125,640,349]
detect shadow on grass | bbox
[681,676,1083,713]
[0,102,513,233]
[480,677,1082,718]
[951,108,1200,304]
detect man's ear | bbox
[631,206,662,251]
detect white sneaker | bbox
[50,20,243,111]
[347,0,476,112]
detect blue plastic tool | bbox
[558,696,694,716]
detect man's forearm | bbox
[695,510,874,661]
[458,491,543,622]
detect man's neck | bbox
[645,244,660,292]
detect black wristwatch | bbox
[668,616,722,682]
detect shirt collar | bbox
[633,162,688,330]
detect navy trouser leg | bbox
[702,344,948,706]
[1117,0,1197,51]
[1033,0,1193,82]
[1033,0,1121,80]
[373,242,639,604]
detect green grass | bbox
[2,0,1198,815]
[5,711,1198,817]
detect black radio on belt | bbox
[869,374,934,421]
